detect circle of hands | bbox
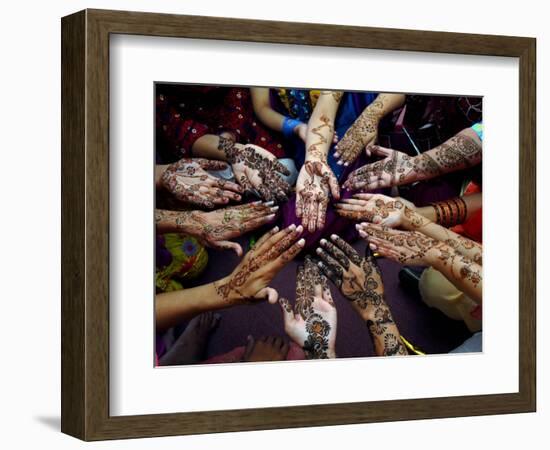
[158,129,437,358]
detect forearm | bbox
[305,92,340,161]
[250,88,288,132]
[428,246,483,303]
[403,210,482,265]
[362,301,408,356]
[190,134,230,160]
[155,280,228,331]
[368,93,405,119]
[155,208,201,235]
[403,128,482,184]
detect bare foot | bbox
[159,312,220,366]
[242,335,289,362]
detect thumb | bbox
[255,287,279,304]
[278,297,295,325]
[368,145,393,158]
[209,240,243,257]
[328,171,340,200]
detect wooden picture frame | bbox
[61,8,536,441]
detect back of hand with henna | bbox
[218,136,291,202]
[315,235,408,357]
[213,224,305,305]
[278,256,337,359]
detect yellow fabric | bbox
[419,267,481,333]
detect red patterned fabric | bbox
[156,86,285,159]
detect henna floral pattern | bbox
[335,98,384,164]
[155,202,277,255]
[315,234,407,356]
[344,132,482,191]
[160,158,243,207]
[303,313,332,359]
[213,225,305,304]
[359,224,482,289]
[218,136,291,202]
[278,257,337,359]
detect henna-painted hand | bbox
[335,193,419,228]
[315,234,383,318]
[316,234,408,356]
[296,160,340,233]
[214,224,305,305]
[334,111,379,166]
[161,158,244,208]
[177,202,279,256]
[278,256,337,359]
[343,146,417,191]
[357,223,441,266]
[219,137,291,202]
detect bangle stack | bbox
[430,197,467,227]
[282,116,303,138]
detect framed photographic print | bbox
[61,9,536,441]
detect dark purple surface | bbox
[182,229,472,360]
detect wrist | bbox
[417,205,437,222]
[425,244,453,267]
[213,275,242,306]
[304,153,326,163]
[402,208,430,230]
[363,106,384,122]
[174,210,203,236]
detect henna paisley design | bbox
[316,234,407,357]
[218,137,291,202]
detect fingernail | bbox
[272,226,279,232]
[359,230,367,237]
[297,238,306,246]
[369,243,376,250]
[331,234,338,240]
[271,206,279,212]
[288,224,296,231]
[334,152,340,157]
[320,239,327,245]
[355,224,361,230]
[344,162,349,167]
[267,214,276,220]
[316,248,322,254]
[295,225,303,233]
[265,201,275,206]
[337,161,343,165]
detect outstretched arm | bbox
[155,202,277,256]
[359,224,482,304]
[336,194,482,265]
[335,93,405,165]
[315,235,408,356]
[156,224,305,331]
[344,127,482,191]
[295,91,342,232]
